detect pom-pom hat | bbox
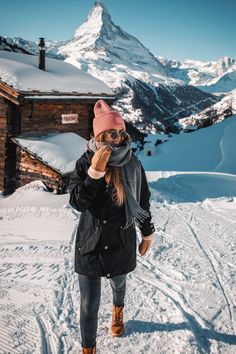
[93,100,125,137]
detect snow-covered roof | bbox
[0,51,114,96]
[12,132,87,174]
[25,95,115,100]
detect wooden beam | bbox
[0,83,20,105]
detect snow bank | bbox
[148,172,236,203]
[140,115,236,174]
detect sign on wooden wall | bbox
[61,113,79,124]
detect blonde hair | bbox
[95,132,131,206]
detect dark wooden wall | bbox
[0,97,7,192]
[19,100,94,139]
[4,100,20,193]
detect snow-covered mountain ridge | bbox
[0,35,65,60]
[57,2,217,131]
[159,55,236,94]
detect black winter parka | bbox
[69,149,155,278]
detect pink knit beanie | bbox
[93,100,125,137]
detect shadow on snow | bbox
[125,319,236,353]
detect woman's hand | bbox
[91,146,112,172]
[138,238,152,256]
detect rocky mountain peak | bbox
[216,56,235,75]
[74,1,112,42]
[73,1,129,50]
[59,1,166,74]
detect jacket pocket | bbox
[120,224,136,250]
[76,211,101,255]
[78,227,101,255]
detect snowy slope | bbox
[198,68,236,94]
[159,56,236,94]
[0,113,236,353]
[140,115,236,174]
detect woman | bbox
[69,100,155,354]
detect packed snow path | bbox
[0,181,236,354]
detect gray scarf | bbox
[87,138,149,228]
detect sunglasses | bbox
[105,130,127,140]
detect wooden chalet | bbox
[11,132,87,194]
[0,47,115,195]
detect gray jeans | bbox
[78,274,127,348]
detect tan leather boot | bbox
[82,345,96,354]
[111,305,124,337]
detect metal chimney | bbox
[38,37,46,71]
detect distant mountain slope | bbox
[0,36,33,55]
[197,68,236,94]
[159,56,236,94]
[179,89,236,129]
[0,36,65,59]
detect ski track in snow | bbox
[0,201,236,353]
[186,216,234,332]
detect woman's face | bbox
[103,128,127,147]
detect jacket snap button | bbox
[104,245,108,250]
[103,220,107,224]
[107,273,111,278]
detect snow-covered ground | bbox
[1,118,236,353]
[0,177,235,354]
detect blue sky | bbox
[1,0,236,61]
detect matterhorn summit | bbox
[59,1,166,75]
[58,2,216,131]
